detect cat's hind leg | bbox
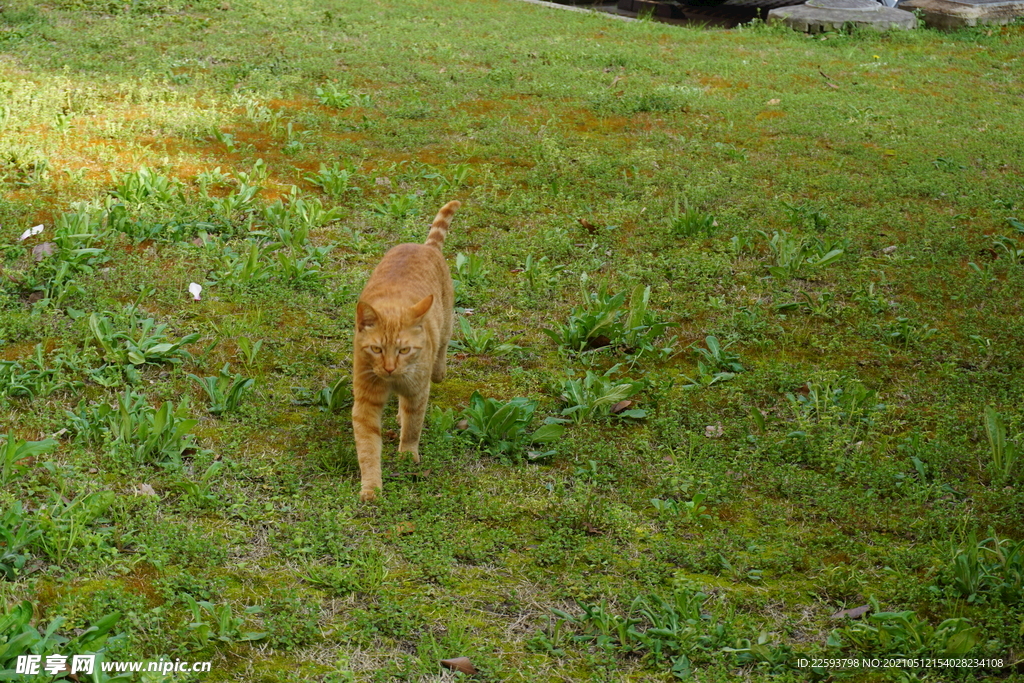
[431,345,447,383]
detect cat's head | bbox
[355,295,433,379]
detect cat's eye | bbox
[369,345,382,354]
[399,347,411,355]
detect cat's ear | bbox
[356,301,379,331]
[408,294,433,322]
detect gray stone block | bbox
[768,0,918,30]
[898,0,1024,27]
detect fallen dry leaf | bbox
[439,657,477,675]
[610,400,633,415]
[394,522,416,535]
[579,218,598,235]
[32,242,56,261]
[20,557,45,576]
[455,419,469,431]
[818,70,840,89]
[767,98,781,105]
[831,604,870,620]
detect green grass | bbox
[1,0,1023,680]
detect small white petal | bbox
[19,225,44,241]
[189,282,203,301]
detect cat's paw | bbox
[359,487,379,502]
[399,447,421,463]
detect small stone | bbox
[832,604,871,619]
[704,424,724,438]
[137,484,158,497]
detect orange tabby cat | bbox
[351,201,460,501]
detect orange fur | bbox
[352,201,460,501]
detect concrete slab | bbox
[768,0,917,30]
[511,0,635,21]
[898,0,1024,27]
[809,0,884,10]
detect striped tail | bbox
[425,200,460,249]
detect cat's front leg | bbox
[352,382,388,501]
[397,386,430,464]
